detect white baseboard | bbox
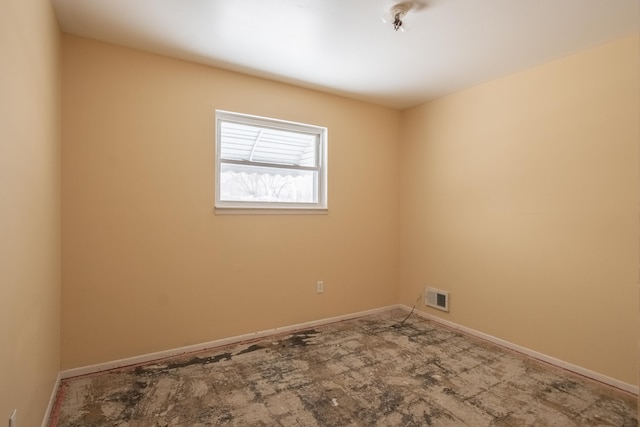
[60,305,399,380]
[398,304,639,395]
[42,372,61,427]
[59,304,638,396]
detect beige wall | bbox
[0,0,61,425]
[399,34,640,386]
[61,31,638,390]
[61,36,401,369]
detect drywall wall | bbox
[61,36,400,369]
[399,34,640,386]
[0,0,61,425]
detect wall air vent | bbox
[425,287,449,312]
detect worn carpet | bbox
[49,309,637,426]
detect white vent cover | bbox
[425,287,449,312]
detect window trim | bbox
[215,110,328,212]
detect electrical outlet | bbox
[9,409,16,427]
[316,281,324,293]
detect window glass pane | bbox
[215,110,327,210]
[220,121,317,167]
[219,163,317,203]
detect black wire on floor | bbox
[393,294,422,328]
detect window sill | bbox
[214,207,329,215]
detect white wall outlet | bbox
[9,409,17,427]
[316,280,324,293]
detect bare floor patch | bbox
[49,310,637,426]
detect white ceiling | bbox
[52,0,639,109]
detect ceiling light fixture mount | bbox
[383,2,414,32]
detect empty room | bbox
[2,0,639,426]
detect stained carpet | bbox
[49,309,637,426]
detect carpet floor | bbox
[49,309,637,426]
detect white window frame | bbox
[215,110,328,213]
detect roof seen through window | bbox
[220,121,317,167]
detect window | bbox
[215,110,327,211]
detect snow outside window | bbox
[215,110,327,211]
